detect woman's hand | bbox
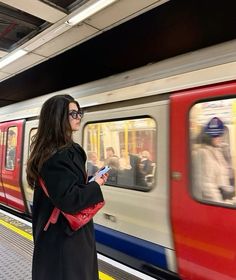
[95,173,109,186]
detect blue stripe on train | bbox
[94,224,167,270]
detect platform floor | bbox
[0,209,156,280]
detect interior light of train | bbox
[65,0,117,26]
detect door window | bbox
[190,98,236,206]
[5,127,17,170]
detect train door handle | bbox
[171,171,182,180]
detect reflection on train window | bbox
[190,98,236,206]
[5,127,17,170]
[84,118,156,191]
[28,128,37,155]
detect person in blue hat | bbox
[192,117,235,202]
[204,116,225,144]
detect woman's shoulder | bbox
[44,144,74,161]
[43,143,86,166]
[58,143,86,161]
[42,146,72,166]
[54,143,81,156]
[71,142,83,152]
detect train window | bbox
[5,127,17,170]
[190,98,236,206]
[84,118,156,191]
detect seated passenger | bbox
[104,147,119,184]
[87,151,101,177]
[129,154,147,187]
[104,147,120,170]
[139,150,153,176]
[119,148,132,170]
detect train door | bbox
[170,81,236,280]
[0,123,7,204]
[0,120,26,212]
[21,119,39,214]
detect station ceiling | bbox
[0,0,236,107]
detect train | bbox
[1,39,236,280]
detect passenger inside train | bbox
[104,147,119,184]
[104,147,120,169]
[119,148,132,170]
[192,116,235,203]
[87,151,100,177]
[139,150,153,174]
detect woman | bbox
[27,94,108,280]
[192,117,234,202]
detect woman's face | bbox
[212,135,223,147]
[68,102,82,131]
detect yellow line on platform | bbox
[0,219,33,241]
[99,271,115,280]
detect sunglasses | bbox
[69,110,84,119]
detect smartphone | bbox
[88,166,111,182]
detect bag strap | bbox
[38,177,60,231]
[38,177,49,197]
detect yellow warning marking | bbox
[0,219,33,241]
[99,271,115,280]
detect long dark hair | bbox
[26,94,80,187]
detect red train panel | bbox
[0,120,26,212]
[170,81,236,279]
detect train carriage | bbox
[0,40,236,279]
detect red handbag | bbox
[38,177,105,231]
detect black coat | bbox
[32,143,104,280]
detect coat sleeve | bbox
[40,149,104,214]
